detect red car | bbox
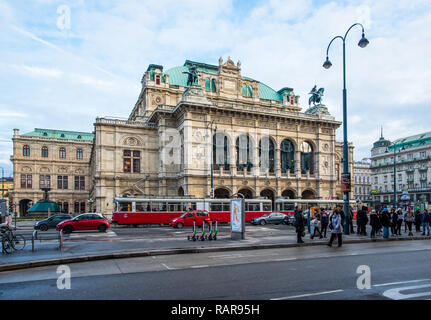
[56,213,110,233]
[169,210,211,229]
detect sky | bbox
[0,0,430,176]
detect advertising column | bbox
[230,198,245,240]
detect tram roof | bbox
[275,198,357,204]
[114,197,272,203]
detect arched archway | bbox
[259,136,275,173]
[19,199,32,216]
[301,189,315,199]
[236,135,253,172]
[281,189,296,199]
[238,188,253,199]
[280,139,295,173]
[178,187,184,196]
[260,188,275,209]
[214,188,230,199]
[300,141,314,174]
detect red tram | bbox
[111,196,272,225]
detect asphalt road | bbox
[2,240,431,300]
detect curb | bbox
[1,235,430,272]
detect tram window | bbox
[210,204,221,212]
[119,203,131,212]
[190,203,197,210]
[151,202,161,211]
[263,203,272,211]
[247,203,260,212]
[223,203,230,211]
[169,203,180,211]
[136,202,148,212]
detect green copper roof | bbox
[28,200,61,213]
[389,131,431,150]
[163,61,284,101]
[22,128,94,141]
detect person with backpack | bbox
[421,209,430,236]
[320,209,329,238]
[327,210,342,247]
[404,208,414,236]
[381,208,391,239]
[369,209,378,238]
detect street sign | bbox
[341,173,351,192]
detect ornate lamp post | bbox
[323,23,369,235]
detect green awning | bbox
[28,200,61,213]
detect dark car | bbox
[250,212,287,225]
[34,214,73,231]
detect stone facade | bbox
[90,58,354,214]
[354,161,371,204]
[10,129,93,216]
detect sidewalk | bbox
[1,223,430,272]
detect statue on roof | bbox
[183,65,198,87]
[308,85,324,106]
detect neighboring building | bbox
[0,177,13,198]
[10,128,93,216]
[370,130,431,207]
[353,161,371,205]
[12,58,354,216]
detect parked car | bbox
[169,210,211,229]
[34,214,73,231]
[56,213,110,233]
[250,212,287,225]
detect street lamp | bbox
[323,23,369,235]
[386,145,405,209]
[206,120,217,198]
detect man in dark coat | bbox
[357,206,369,236]
[294,207,305,243]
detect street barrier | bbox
[31,230,64,252]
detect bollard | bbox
[32,230,36,252]
[58,230,63,250]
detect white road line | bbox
[190,265,209,268]
[271,289,344,300]
[273,258,297,261]
[373,279,431,287]
[383,284,431,300]
[161,263,174,270]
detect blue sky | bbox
[1,0,431,176]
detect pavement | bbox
[1,220,430,272]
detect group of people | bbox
[293,205,431,247]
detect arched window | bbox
[76,148,83,160]
[259,137,274,173]
[41,146,48,158]
[59,147,66,159]
[205,78,211,91]
[242,84,247,97]
[236,135,253,172]
[211,79,217,92]
[280,139,295,173]
[300,141,314,174]
[213,133,229,170]
[23,145,30,157]
[247,85,253,97]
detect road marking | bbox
[273,258,297,261]
[373,279,430,287]
[161,263,174,270]
[271,289,343,300]
[190,265,209,269]
[383,284,431,300]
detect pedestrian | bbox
[414,209,422,232]
[421,209,430,236]
[320,209,329,238]
[327,210,342,247]
[390,208,398,236]
[310,216,323,239]
[376,210,382,236]
[349,206,355,234]
[293,207,305,243]
[369,209,378,238]
[381,208,391,239]
[396,208,404,236]
[404,208,414,236]
[357,206,369,236]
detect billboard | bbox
[341,173,351,192]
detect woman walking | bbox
[327,210,342,247]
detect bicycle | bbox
[1,226,26,254]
